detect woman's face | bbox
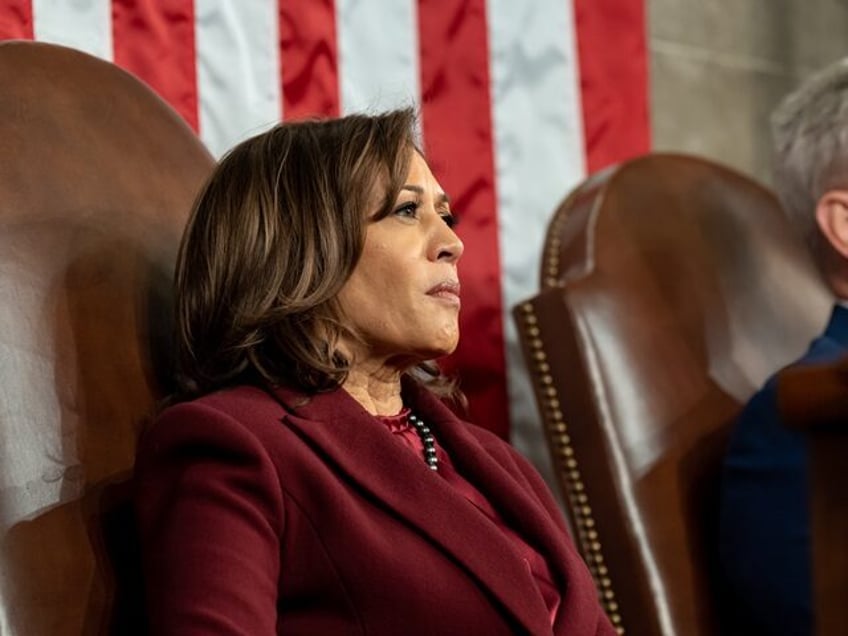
[338,152,464,370]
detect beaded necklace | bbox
[407,413,439,471]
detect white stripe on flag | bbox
[335,0,420,115]
[31,0,112,60]
[486,0,586,486]
[195,0,282,157]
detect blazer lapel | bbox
[274,384,553,636]
[408,385,572,574]
[409,386,603,635]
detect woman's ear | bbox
[815,189,848,259]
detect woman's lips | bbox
[427,281,461,307]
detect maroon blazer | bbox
[134,377,615,635]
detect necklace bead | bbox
[408,413,439,471]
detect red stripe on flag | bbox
[0,0,33,40]
[417,0,509,439]
[112,0,199,131]
[574,0,651,172]
[279,0,339,120]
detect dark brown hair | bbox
[173,109,420,398]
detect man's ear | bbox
[815,189,848,259]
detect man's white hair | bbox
[772,57,848,256]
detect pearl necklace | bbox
[407,413,439,471]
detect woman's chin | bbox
[401,343,459,367]
[424,338,459,361]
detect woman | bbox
[134,109,615,635]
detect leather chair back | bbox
[0,41,214,635]
[513,154,832,634]
[778,358,848,636]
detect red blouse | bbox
[378,409,561,626]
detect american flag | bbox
[0,0,649,478]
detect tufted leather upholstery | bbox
[0,41,213,635]
[513,154,832,635]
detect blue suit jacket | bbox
[719,304,848,635]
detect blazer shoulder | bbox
[160,385,286,427]
[142,385,292,458]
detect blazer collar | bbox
[273,380,569,635]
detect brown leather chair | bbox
[0,41,214,635]
[513,154,832,635]
[777,359,848,636]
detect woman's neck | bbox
[342,363,404,416]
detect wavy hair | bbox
[173,109,437,398]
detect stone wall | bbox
[649,0,848,185]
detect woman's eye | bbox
[393,202,419,219]
[440,212,457,229]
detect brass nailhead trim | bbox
[544,235,562,289]
[519,302,624,633]
[541,198,572,289]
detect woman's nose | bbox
[433,222,464,264]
